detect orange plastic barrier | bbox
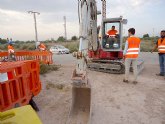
[23,60,41,96]
[0,61,32,112]
[0,60,41,112]
[0,50,53,64]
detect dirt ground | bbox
[34,53,165,124]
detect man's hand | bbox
[151,50,154,53]
[151,45,158,53]
[104,35,109,39]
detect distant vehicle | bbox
[49,45,70,54]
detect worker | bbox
[123,28,141,84]
[37,42,46,51]
[106,26,118,48]
[8,43,14,54]
[36,41,47,63]
[107,26,118,36]
[151,30,165,77]
[7,38,13,44]
[8,42,15,61]
[7,38,9,43]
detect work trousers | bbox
[125,58,138,81]
[159,54,165,76]
[106,37,117,48]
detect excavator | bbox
[67,0,144,123]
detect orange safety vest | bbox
[39,43,46,51]
[158,38,165,53]
[107,30,117,37]
[125,37,141,59]
[8,45,14,53]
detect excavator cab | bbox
[101,17,127,51]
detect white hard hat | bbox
[36,42,41,46]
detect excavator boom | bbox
[67,0,98,123]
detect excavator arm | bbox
[72,0,98,85]
[67,0,98,124]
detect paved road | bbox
[53,54,76,65]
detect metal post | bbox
[63,16,67,41]
[28,11,40,48]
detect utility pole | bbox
[153,28,155,42]
[153,28,155,37]
[101,0,106,19]
[28,11,40,48]
[63,16,67,41]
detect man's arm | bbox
[138,44,140,54]
[151,45,158,53]
[123,41,128,56]
[151,41,158,53]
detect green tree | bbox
[0,38,7,44]
[57,36,65,42]
[71,36,78,41]
[143,34,149,38]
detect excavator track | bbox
[87,59,144,74]
[87,59,125,74]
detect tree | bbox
[143,34,149,38]
[0,38,7,44]
[71,36,78,41]
[57,36,65,42]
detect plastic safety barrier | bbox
[0,51,53,64]
[0,60,41,112]
[0,61,32,112]
[23,60,41,96]
[0,105,42,124]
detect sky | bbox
[0,0,164,41]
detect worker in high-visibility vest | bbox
[36,42,46,51]
[151,30,165,77]
[36,41,47,63]
[8,42,16,61]
[8,43,14,54]
[107,26,118,36]
[123,28,141,84]
[105,26,118,48]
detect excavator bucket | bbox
[67,70,91,124]
[67,86,91,124]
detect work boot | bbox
[156,73,164,76]
[133,81,138,85]
[123,79,129,83]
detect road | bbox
[53,54,76,65]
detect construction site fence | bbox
[0,50,53,64]
[0,60,41,112]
